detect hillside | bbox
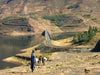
[0,0,100,35]
[1,0,100,74]
[1,51,100,75]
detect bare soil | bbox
[0,52,100,75]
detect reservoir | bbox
[0,35,43,70]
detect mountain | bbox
[0,0,100,35]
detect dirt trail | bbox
[0,52,100,75]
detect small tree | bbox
[73,26,98,44]
[94,27,98,33]
[78,33,82,42]
[88,26,94,39]
[84,31,89,42]
[73,33,79,43]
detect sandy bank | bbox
[2,43,43,66]
[6,31,35,36]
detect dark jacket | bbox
[31,53,36,63]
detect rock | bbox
[84,69,90,73]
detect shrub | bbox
[91,18,97,22]
[72,19,83,24]
[56,64,63,66]
[73,26,98,44]
[29,12,37,15]
[43,15,67,27]
[56,20,63,26]
[73,33,79,43]
[83,14,91,18]
[0,16,13,23]
[67,5,79,9]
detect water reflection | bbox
[0,35,43,69]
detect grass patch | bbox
[83,14,91,18]
[40,46,69,53]
[35,42,45,50]
[28,12,37,15]
[42,53,52,60]
[47,66,51,69]
[43,14,67,27]
[43,53,52,56]
[51,32,75,40]
[56,64,63,66]
[5,66,10,69]
[0,16,13,23]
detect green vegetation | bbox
[35,41,68,53]
[98,61,100,64]
[90,10,93,13]
[43,15,67,27]
[47,66,51,69]
[0,16,13,23]
[43,14,83,27]
[83,14,91,18]
[67,5,79,9]
[43,53,52,56]
[51,32,75,40]
[5,66,10,69]
[56,64,63,66]
[4,18,28,25]
[28,12,37,15]
[73,26,98,44]
[21,12,37,17]
[91,18,97,22]
[72,19,83,24]
[35,42,45,50]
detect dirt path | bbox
[0,52,100,75]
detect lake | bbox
[0,35,43,69]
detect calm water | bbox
[0,35,42,70]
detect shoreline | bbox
[1,31,44,36]
[2,56,23,66]
[2,36,93,68]
[1,36,100,74]
[2,43,43,67]
[4,31,35,36]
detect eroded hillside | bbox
[0,0,100,35]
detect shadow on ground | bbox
[15,56,31,61]
[91,40,100,52]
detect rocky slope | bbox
[0,0,100,16]
[1,0,100,35]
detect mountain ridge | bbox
[0,0,100,35]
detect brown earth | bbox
[0,1,100,74]
[0,35,100,75]
[1,0,100,35]
[1,52,100,75]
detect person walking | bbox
[31,50,36,72]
